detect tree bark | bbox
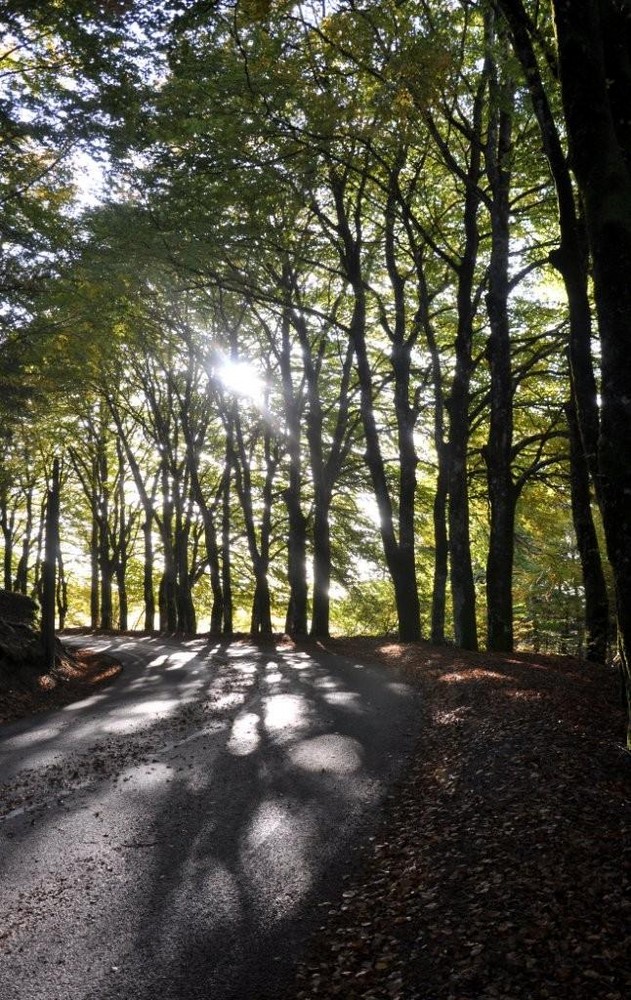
[41,458,60,672]
[0,486,14,591]
[329,169,421,641]
[484,25,516,652]
[274,297,308,637]
[551,0,631,742]
[14,487,33,594]
[566,399,609,662]
[221,433,234,636]
[159,460,178,632]
[447,169,482,650]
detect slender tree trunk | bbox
[221,438,233,636]
[116,562,128,631]
[484,38,516,652]
[352,296,421,641]
[329,170,421,641]
[1,489,14,591]
[431,463,449,644]
[96,432,112,631]
[445,77,487,652]
[14,489,33,594]
[32,500,45,607]
[311,499,332,638]
[256,427,275,639]
[173,486,195,633]
[98,523,113,630]
[279,305,308,638]
[159,462,178,632]
[114,439,129,632]
[90,512,99,630]
[232,412,274,640]
[418,279,449,645]
[183,432,223,636]
[497,0,601,492]
[348,274,420,635]
[293,314,353,640]
[57,544,68,631]
[142,516,155,631]
[106,398,157,632]
[566,399,609,662]
[385,176,422,643]
[41,458,60,671]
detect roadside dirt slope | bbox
[289,639,631,1000]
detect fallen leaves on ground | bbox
[0,647,122,726]
[288,639,631,1000]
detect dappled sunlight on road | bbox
[321,689,363,711]
[263,693,309,733]
[245,799,293,850]
[0,634,419,1000]
[290,733,362,775]
[226,711,261,756]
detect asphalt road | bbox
[0,635,420,1000]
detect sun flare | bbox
[217,358,264,400]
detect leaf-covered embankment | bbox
[290,639,631,1000]
[0,591,121,725]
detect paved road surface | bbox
[0,635,419,1000]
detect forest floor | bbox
[287,638,631,1000]
[0,645,122,725]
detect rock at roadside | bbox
[0,589,47,678]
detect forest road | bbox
[0,634,420,1000]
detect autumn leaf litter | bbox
[286,638,631,1000]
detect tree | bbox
[497,0,631,740]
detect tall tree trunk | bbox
[182,427,223,636]
[293,313,354,640]
[96,431,112,631]
[142,516,155,631]
[279,302,308,638]
[329,168,421,641]
[443,74,487,652]
[115,561,128,631]
[484,30,516,652]
[418,272,449,645]
[221,436,233,636]
[566,399,609,662]
[311,500,332,638]
[32,499,45,607]
[497,0,601,491]
[232,411,274,640]
[14,488,33,594]
[431,463,449,645]
[114,438,129,632]
[57,544,68,631]
[385,174,422,643]
[552,0,631,742]
[173,484,195,633]
[41,458,60,671]
[0,487,14,591]
[90,512,99,630]
[98,522,113,630]
[106,398,158,633]
[159,461,178,632]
